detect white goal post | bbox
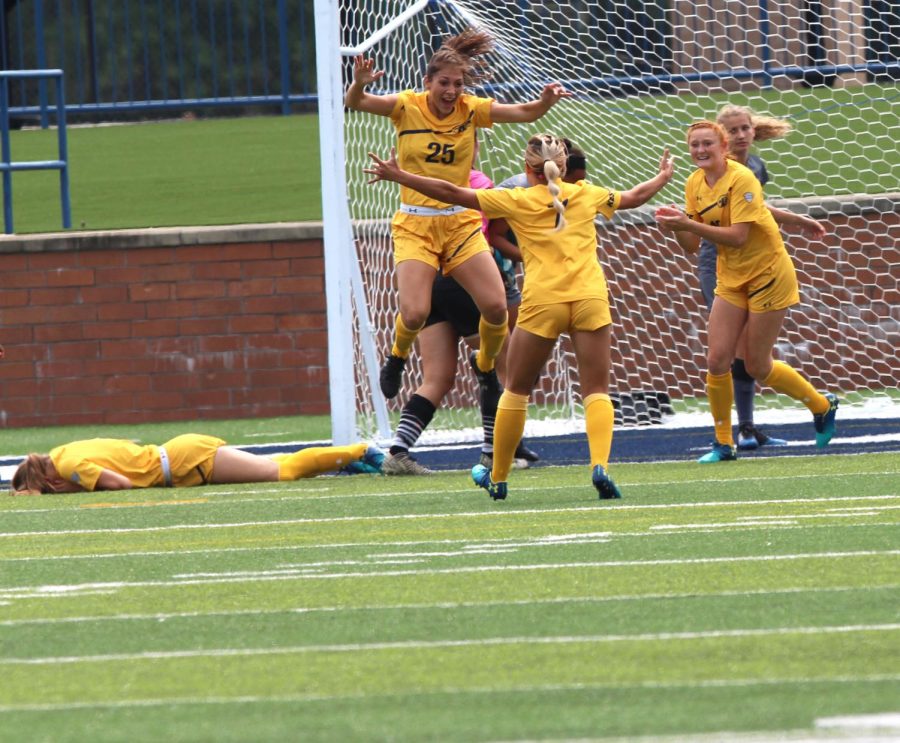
[315,0,899,445]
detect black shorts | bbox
[424,274,480,338]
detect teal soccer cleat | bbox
[591,465,623,500]
[342,444,385,475]
[471,463,507,501]
[813,393,839,448]
[698,442,737,464]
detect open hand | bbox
[352,56,385,86]
[364,148,401,184]
[658,148,675,181]
[540,82,572,107]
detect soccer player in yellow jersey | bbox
[656,120,838,463]
[10,434,385,494]
[345,27,569,400]
[366,133,674,500]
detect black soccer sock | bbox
[389,393,436,455]
[731,358,756,427]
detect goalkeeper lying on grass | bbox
[10,434,384,494]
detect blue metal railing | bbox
[0,0,315,120]
[0,69,71,234]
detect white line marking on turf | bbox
[3,623,898,666]
[0,519,895,564]
[3,470,898,515]
[2,494,898,539]
[0,674,896,714]
[816,712,900,731]
[0,551,897,602]
[1,584,895,628]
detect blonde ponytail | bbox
[524,133,568,232]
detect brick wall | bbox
[0,224,328,428]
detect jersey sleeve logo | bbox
[743,192,754,202]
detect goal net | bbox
[321,0,899,443]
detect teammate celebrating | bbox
[366,133,674,500]
[696,104,826,451]
[345,27,569,400]
[657,120,837,463]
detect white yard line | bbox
[2,470,899,515]
[0,550,897,603]
[1,517,896,564]
[0,674,897,715]
[2,494,899,539]
[2,623,899,666]
[1,584,896,628]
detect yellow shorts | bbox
[716,250,800,313]
[391,209,490,273]
[516,298,612,340]
[161,434,226,487]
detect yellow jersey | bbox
[685,159,786,288]
[476,180,620,305]
[50,438,164,490]
[389,90,493,208]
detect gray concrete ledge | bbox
[0,222,325,254]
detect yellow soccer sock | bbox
[707,371,735,446]
[762,360,830,414]
[584,393,614,470]
[278,443,367,480]
[475,315,508,372]
[390,314,423,359]
[492,391,528,483]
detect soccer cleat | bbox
[514,441,540,463]
[362,444,385,471]
[381,451,434,476]
[340,445,385,475]
[697,442,737,464]
[379,354,407,399]
[813,393,839,448]
[469,351,502,396]
[737,424,788,451]
[471,463,507,501]
[591,464,623,500]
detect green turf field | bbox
[1,452,897,741]
[7,82,898,234]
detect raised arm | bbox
[618,149,675,209]
[490,83,571,124]
[344,56,398,116]
[365,148,481,210]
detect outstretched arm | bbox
[490,83,571,123]
[767,205,826,240]
[344,56,397,116]
[618,149,675,209]
[365,148,481,210]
